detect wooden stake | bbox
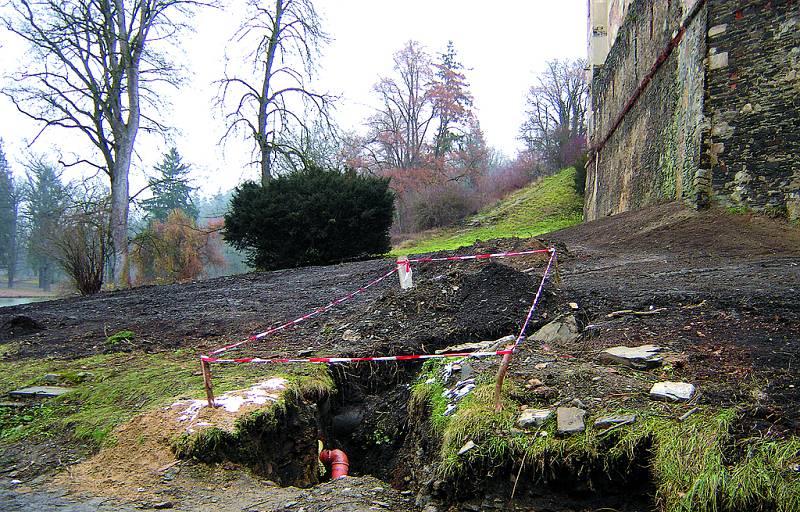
[493,347,513,412]
[201,359,215,408]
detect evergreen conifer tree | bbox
[142,148,197,222]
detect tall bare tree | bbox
[2,0,198,286]
[519,59,588,171]
[368,40,436,171]
[219,0,333,185]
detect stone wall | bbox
[586,0,800,221]
[703,0,800,219]
[585,0,707,220]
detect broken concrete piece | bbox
[517,408,552,428]
[594,414,636,428]
[531,315,581,344]
[8,386,72,398]
[435,334,515,354]
[556,407,586,434]
[599,344,663,369]
[458,440,475,455]
[650,381,695,402]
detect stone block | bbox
[650,381,695,402]
[708,24,727,38]
[599,344,663,369]
[8,386,72,398]
[517,408,552,428]
[709,52,729,70]
[556,407,586,434]
[530,315,581,344]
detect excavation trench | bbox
[174,259,658,508]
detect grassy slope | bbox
[0,348,330,447]
[393,167,584,256]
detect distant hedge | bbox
[223,166,395,270]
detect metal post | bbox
[201,359,215,408]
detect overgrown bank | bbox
[394,167,583,255]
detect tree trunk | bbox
[257,0,284,187]
[110,158,132,288]
[7,205,16,289]
[43,264,51,292]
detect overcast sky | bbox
[0,1,588,196]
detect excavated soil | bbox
[1,202,799,511]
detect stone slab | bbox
[556,407,586,434]
[594,414,637,428]
[650,381,695,402]
[8,386,72,398]
[531,316,581,344]
[517,408,552,428]
[599,344,663,369]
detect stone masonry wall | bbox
[585,0,707,220]
[703,0,800,220]
[586,0,800,221]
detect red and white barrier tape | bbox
[208,267,398,356]
[401,248,552,266]
[202,348,513,364]
[202,247,557,365]
[511,248,557,351]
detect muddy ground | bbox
[1,202,799,511]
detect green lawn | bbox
[393,167,584,256]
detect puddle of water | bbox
[0,297,52,308]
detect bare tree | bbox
[218,0,334,185]
[519,59,588,171]
[368,40,436,171]
[54,181,112,295]
[2,0,200,287]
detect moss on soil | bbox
[411,362,800,512]
[0,350,330,448]
[393,168,584,256]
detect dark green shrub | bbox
[223,166,395,270]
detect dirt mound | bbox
[0,315,45,341]
[59,408,184,498]
[302,258,554,362]
[550,201,800,259]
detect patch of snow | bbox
[171,378,288,424]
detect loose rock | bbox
[458,440,476,455]
[525,378,543,388]
[9,386,72,398]
[341,330,361,342]
[650,381,695,402]
[599,344,663,369]
[556,407,586,434]
[530,315,581,344]
[516,408,552,428]
[594,414,636,428]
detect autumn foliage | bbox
[131,209,225,285]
